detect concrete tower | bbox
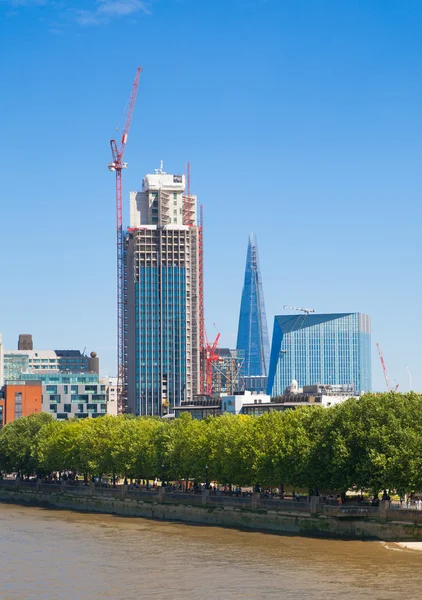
[125,165,202,416]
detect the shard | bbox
[236,233,270,377]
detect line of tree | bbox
[0,392,421,495]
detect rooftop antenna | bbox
[155,160,164,174]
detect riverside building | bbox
[125,165,202,416]
[267,313,371,397]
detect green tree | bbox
[0,413,53,477]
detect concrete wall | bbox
[0,483,421,542]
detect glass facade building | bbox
[236,233,270,377]
[267,313,371,397]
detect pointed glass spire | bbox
[236,233,270,377]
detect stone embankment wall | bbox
[0,480,421,542]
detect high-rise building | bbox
[236,233,270,378]
[267,313,371,397]
[125,166,202,416]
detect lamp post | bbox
[161,463,166,488]
[205,464,209,490]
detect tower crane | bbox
[283,305,316,315]
[376,342,399,392]
[204,332,220,396]
[108,67,142,413]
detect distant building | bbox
[2,335,99,381]
[236,234,270,377]
[0,374,119,425]
[18,334,33,351]
[54,350,91,373]
[0,334,4,387]
[174,385,358,420]
[267,313,371,397]
[17,373,107,420]
[125,166,202,416]
[0,380,43,425]
[213,348,244,395]
[100,377,119,416]
[243,375,268,394]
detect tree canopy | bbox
[0,393,420,494]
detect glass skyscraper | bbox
[267,313,371,397]
[125,167,202,416]
[236,233,270,377]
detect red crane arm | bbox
[211,333,220,355]
[119,67,142,158]
[376,342,390,392]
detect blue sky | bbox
[1,0,421,391]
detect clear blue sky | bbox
[1,0,421,391]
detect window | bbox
[46,385,57,394]
[14,392,22,419]
[49,404,57,413]
[173,193,177,200]
[78,404,84,412]
[64,404,71,413]
[57,413,68,420]
[100,404,107,412]
[87,403,97,412]
[71,385,78,394]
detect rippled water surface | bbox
[0,503,420,599]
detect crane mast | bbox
[108,67,142,413]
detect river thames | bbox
[0,504,420,599]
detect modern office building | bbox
[1,374,118,425]
[267,313,371,397]
[125,166,202,416]
[236,233,270,378]
[6,373,107,421]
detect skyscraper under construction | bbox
[124,165,203,416]
[236,233,270,378]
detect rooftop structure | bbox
[236,233,270,378]
[18,334,33,351]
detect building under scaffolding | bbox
[212,348,244,395]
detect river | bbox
[0,504,420,599]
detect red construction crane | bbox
[204,332,220,396]
[108,67,142,413]
[376,342,398,392]
[376,342,390,391]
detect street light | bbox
[205,464,209,490]
[161,463,166,488]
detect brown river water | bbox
[0,504,420,599]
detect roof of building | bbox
[274,313,355,334]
